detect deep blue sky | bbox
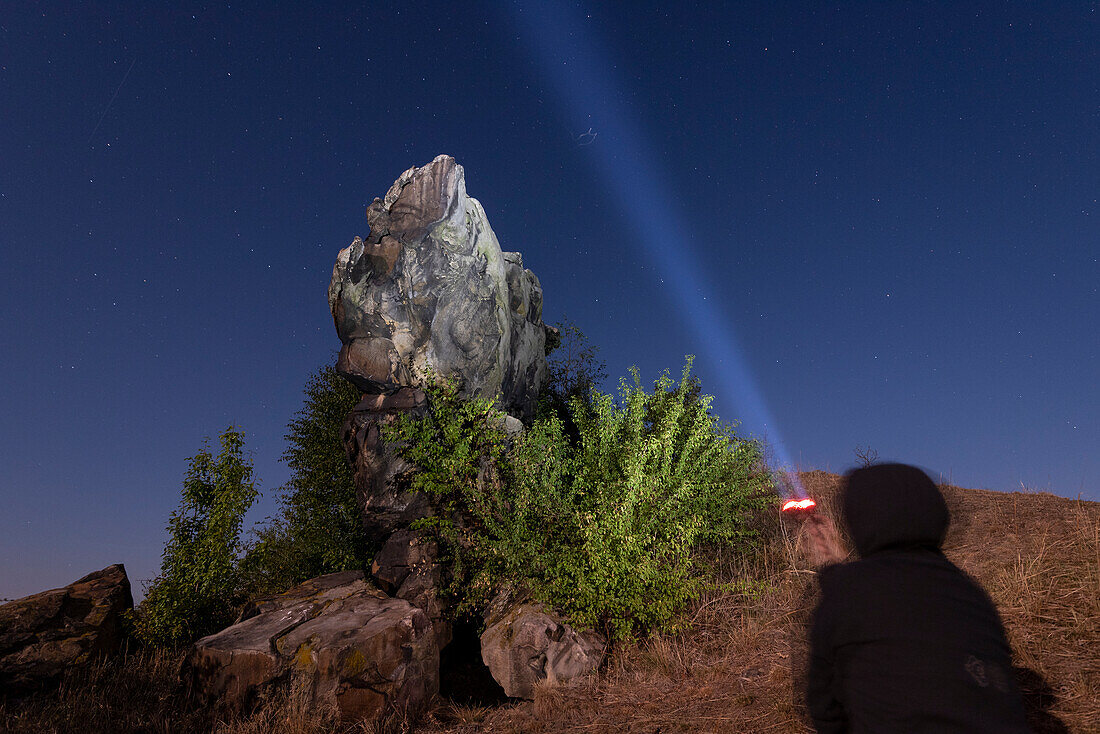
[2,2,1096,599]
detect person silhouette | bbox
[801,463,1031,733]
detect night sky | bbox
[2,2,1097,600]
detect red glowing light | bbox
[781,498,817,512]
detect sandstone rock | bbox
[341,388,431,540]
[183,571,438,725]
[371,530,452,651]
[0,564,133,692]
[235,569,366,623]
[395,558,452,653]
[371,529,436,594]
[328,154,549,421]
[480,592,606,699]
[324,158,557,707]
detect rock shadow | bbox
[438,618,508,706]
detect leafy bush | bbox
[136,427,257,647]
[387,358,773,640]
[540,317,608,420]
[239,366,368,596]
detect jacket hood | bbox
[842,463,949,556]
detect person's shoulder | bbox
[816,557,867,593]
[817,552,913,592]
[824,549,968,592]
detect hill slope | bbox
[2,472,1095,733]
[421,471,1099,733]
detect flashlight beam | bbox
[507,1,805,496]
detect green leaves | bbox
[238,365,366,595]
[136,427,257,648]
[389,358,774,642]
[137,365,370,648]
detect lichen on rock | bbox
[183,571,438,726]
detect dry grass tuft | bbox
[0,647,401,733]
[4,471,1096,732]
[0,646,203,733]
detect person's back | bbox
[806,463,1031,733]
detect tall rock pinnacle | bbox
[328,155,549,420]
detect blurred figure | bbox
[801,511,847,567]
[802,463,1031,733]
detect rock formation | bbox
[328,153,549,421]
[330,155,551,540]
[479,590,606,700]
[0,564,133,692]
[258,155,607,717]
[325,154,550,418]
[182,571,438,725]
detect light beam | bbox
[506,1,806,497]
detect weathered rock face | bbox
[480,592,606,700]
[317,157,603,721]
[0,564,133,692]
[340,388,432,540]
[371,529,436,595]
[328,154,549,421]
[371,529,452,651]
[183,571,438,725]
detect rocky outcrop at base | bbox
[182,571,438,725]
[480,591,606,699]
[0,564,133,692]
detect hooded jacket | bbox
[806,464,1030,733]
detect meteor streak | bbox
[87,57,136,146]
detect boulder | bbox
[182,571,438,726]
[328,154,549,422]
[235,569,366,623]
[480,591,606,699]
[0,564,133,692]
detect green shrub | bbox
[540,317,608,423]
[239,366,367,596]
[136,427,257,647]
[382,371,510,605]
[387,358,773,641]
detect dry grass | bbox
[4,471,1096,733]
[418,471,1099,734]
[0,647,404,734]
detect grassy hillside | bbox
[420,472,1098,733]
[2,472,1096,733]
